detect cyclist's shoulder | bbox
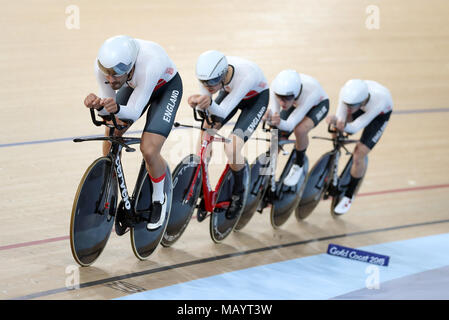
[135,39,172,61]
[365,80,393,107]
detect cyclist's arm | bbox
[198,81,211,96]
[208,75,256,119]
[335,99,348,124]
[268,89,280,114]
[278,92,320,132]
[94,62,116,116]
[115,63,165,122]
[344,106,381,134]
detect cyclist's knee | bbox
[140,147,159,165]
[294,118,314,138]
[224,142,238,159]
[224,136,244,164]
[353,143,369,166]
[140,140,163,164]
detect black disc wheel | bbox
[210,160,249,243]
[70,157,118,267]
[235,154,269,231]
[161,154,201,247]
[271,156,309,228]
[130,164,173,260]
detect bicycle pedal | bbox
[197,209,208,222]
[115,216,130,236]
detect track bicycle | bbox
[235,122,309,230]
[161,108,249,246]
[70,109,172,266]
[296,125,367,220]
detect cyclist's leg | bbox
[224,89,269,171]
[284,100,329,185]
[336,111,391,214]
[293,99,329,166]
[141,133,167,187]
[346,111,391,197]
[140,73,183,226]
[224,90,269,216]
[278,108,294,153]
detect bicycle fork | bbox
[95,146,125,217]
[324,150,341,200]
[113,146,146,227]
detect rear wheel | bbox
[70,157,118,267]
[331,155,368,216]
[131,163,173,260]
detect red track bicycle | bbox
[161,108,249,245]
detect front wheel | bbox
[161,154,202,247]
[70,157,118,267]
[235,153,269,231]
[210,160,249,243]
[295,152,333,221]
[271,155,309,228]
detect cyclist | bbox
[83,35,183,230]
[187,50,269,219]
[263,70,329,186]
[327,79,393,214]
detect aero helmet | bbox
[341,79,369,107]
[272,70,302,99]
[196,50,228,86]
[97,35,139,76]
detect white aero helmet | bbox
[271,70,302,99]
[341,79,369,106]
[97,35,139,76]
[196,50,228,86]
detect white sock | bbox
[149,173,165,203]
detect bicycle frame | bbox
[74,109,146,223]
[184,129,231,213]
[174,107,234,213]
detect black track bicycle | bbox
[70,109,172,266]
[235,122,309,230]
[296,125,367,220]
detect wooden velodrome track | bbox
[0,0,448,300]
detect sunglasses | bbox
[200,75,224,87]
[98,61,132,77]
[344,101,364,109]
[275,93,295,102]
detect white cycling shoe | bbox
[283,164,303,186]
[334,196,353,215]
[147,194,167,230]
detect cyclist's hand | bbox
[84,93,102,109]
[195,95,212,110]
[101,97,118,114]
[188,94,201,108]
[271,112,280,126]
[262,109,271,122]
[336,120,345,132]
[326,115,337,125]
